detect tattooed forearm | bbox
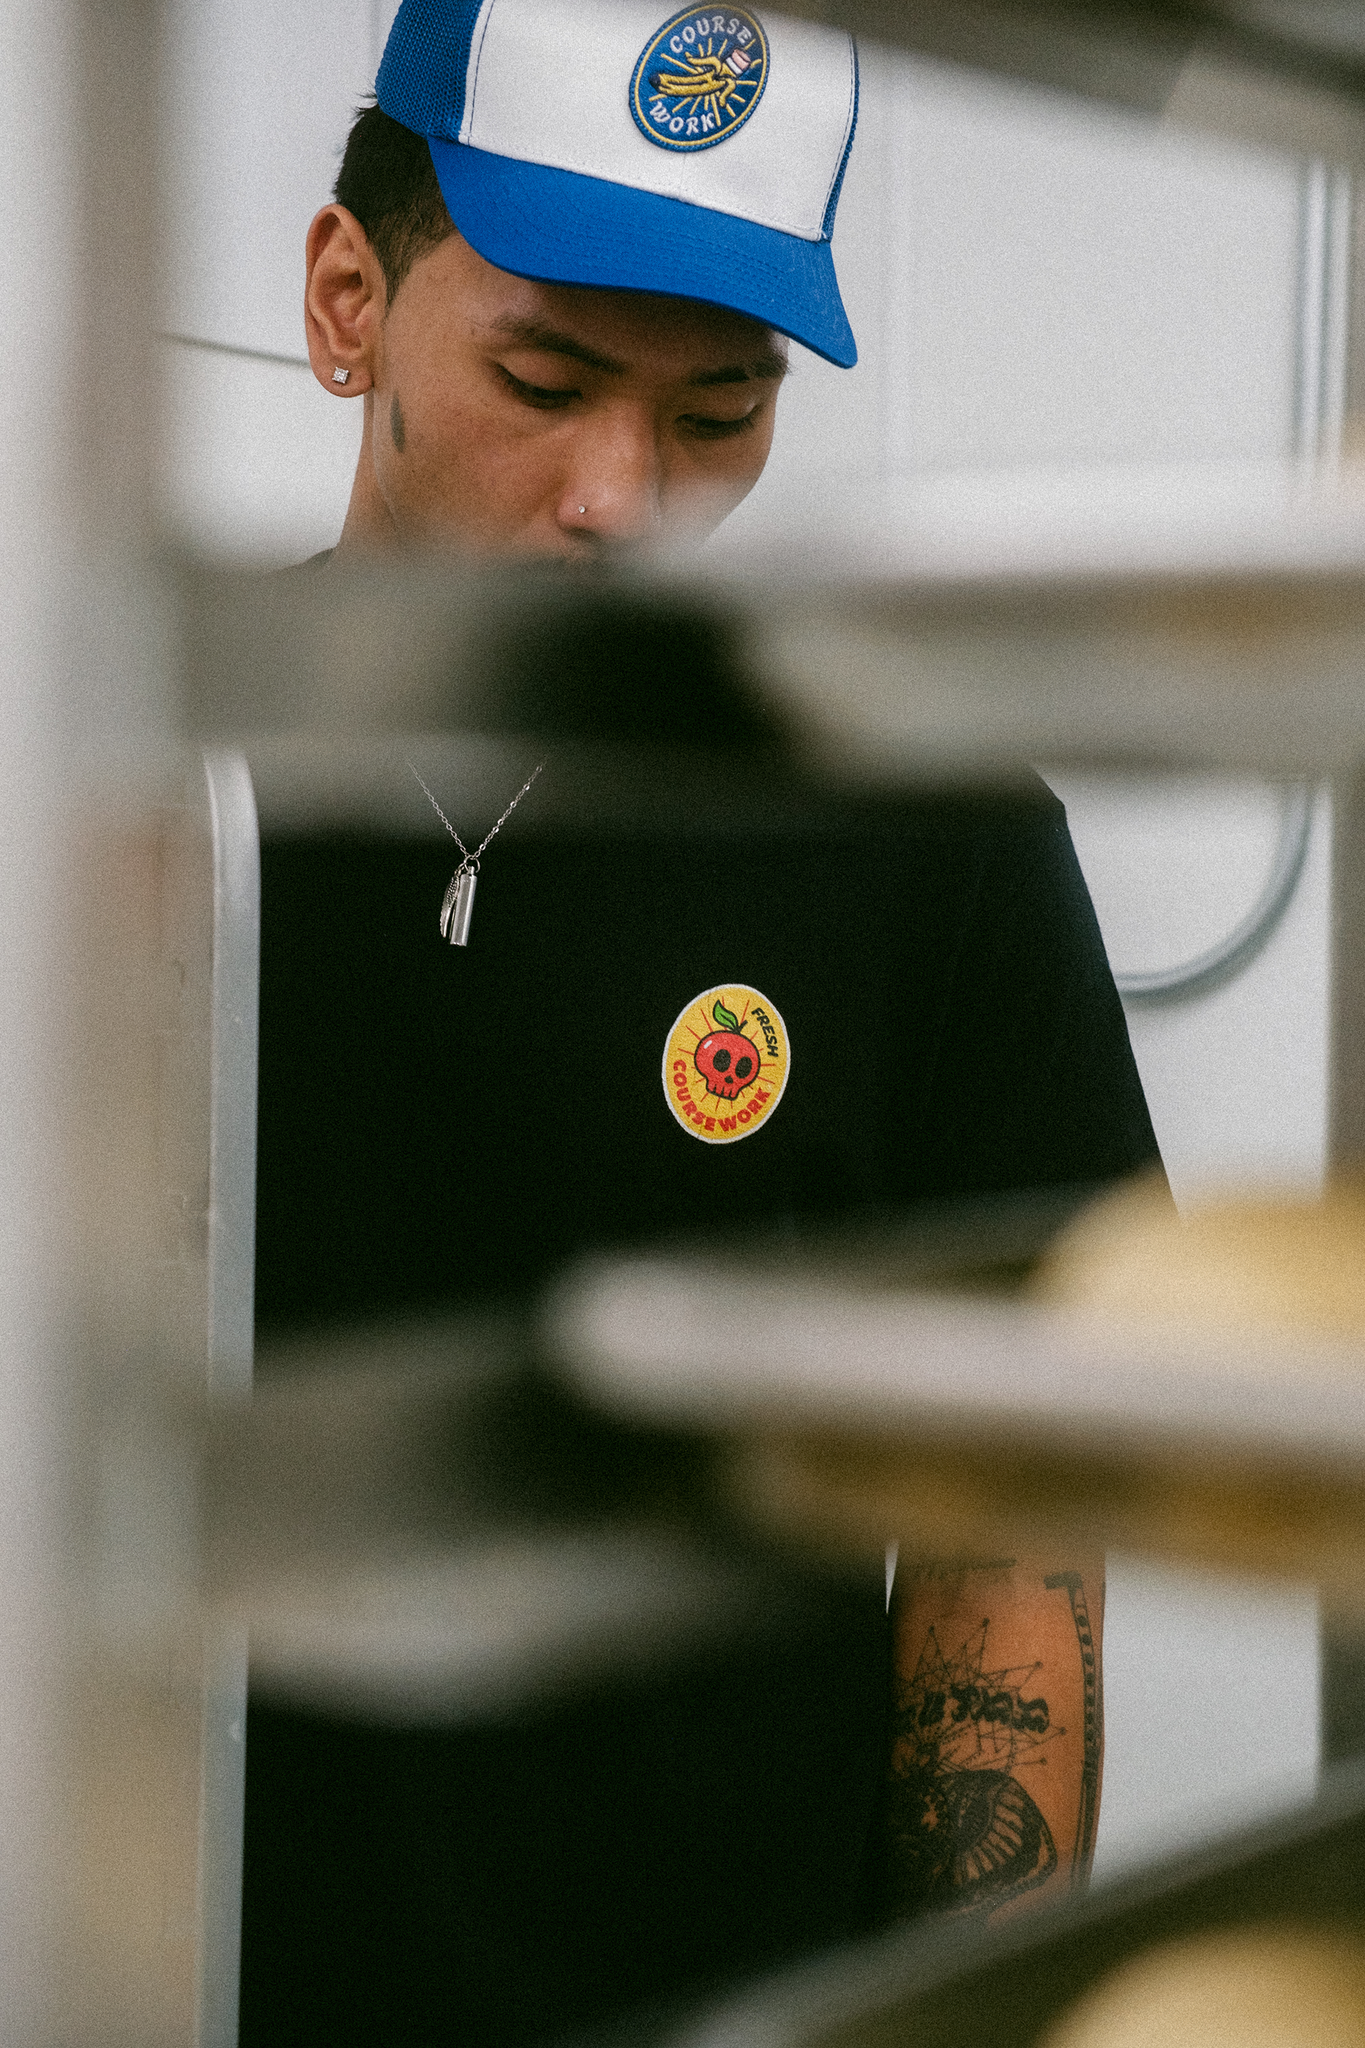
[876,1558,1104,1925]
[881,1618,1057,1915]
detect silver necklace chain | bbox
[408,758,545,873]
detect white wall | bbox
[160,343,362,565]
[159,0,396,560]
[162,0,401,362]
[731,44,1305,521]
[1095,1556,1319,1882]
[158,5,1325,1874]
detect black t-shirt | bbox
[256,768,1158,1331]
[245,597,1161,2048]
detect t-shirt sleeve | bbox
[902,795,1163,1201]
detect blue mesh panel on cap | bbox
[375,0,487,142]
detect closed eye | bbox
[498,366,581,410]
[680,408,760,440]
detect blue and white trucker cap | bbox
[375,0,860,366]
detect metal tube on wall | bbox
[1330,771,1365,1173]
[0,2,230,2041]
[0,2,78,2042]
[75,0,161,555]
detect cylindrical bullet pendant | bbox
[444,866,477,946]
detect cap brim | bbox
[427,137,856,369]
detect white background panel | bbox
[160,342,363,562]
[883,58,1302,474]
[730,40,891,508]
[1095,1555,1320,1882]
[735,46,1304,507]
[162,0,390,360]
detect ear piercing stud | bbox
[331,366,350,385]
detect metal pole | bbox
[0,1,79,2041]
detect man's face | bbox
[309,216,786,559]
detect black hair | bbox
[333,103,456,304]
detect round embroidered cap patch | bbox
[630,8,769,152]
[663,984,789,1143]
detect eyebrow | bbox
[489,319,626,374]
[489,317,788,388]
[688,353,788,387]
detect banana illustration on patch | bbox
[649,50,746,114]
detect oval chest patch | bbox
[662,983,789,1143]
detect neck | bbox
[334,394,401,559]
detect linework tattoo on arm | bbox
[881,1618,1058,1915]
[878,1560,1104,1921]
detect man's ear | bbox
[305,204,385,397]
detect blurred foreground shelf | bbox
[550,1247,1365,1609]
[671,1756,1365,2048]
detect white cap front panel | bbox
[458,0,857,242]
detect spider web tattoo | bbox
[882,1621,1060,1916]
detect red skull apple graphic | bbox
[694,1001,763,1101]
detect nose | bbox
[557,406,661,546]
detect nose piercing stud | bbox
[331,366,350,385]
[577,505,586,515]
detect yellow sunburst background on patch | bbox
[661,982,790,1144]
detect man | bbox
[303,0,853,559]
[245,1,1153,2037]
